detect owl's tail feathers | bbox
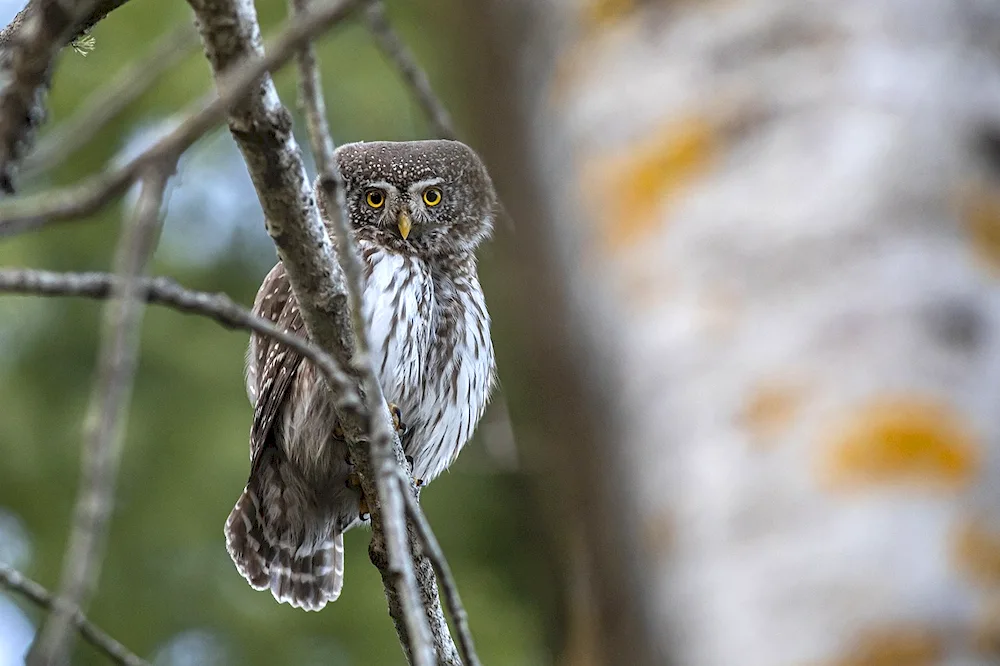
[224,487,344,611]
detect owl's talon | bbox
[388,402,407,436]
[358,495,370,521]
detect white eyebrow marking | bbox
[409,177,445,192]
[365,180,394,191]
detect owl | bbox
[225,140,498,611]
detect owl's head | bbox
[326,140,496,259]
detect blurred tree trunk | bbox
[471,1,1000,665]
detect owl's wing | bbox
[248,263,306,468]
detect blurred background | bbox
[0,1,560,664]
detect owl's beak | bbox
[397,212,412,240]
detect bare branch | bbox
[0,0,135,194]
[0,564,150,666]
[0,0,360,237]
[362,0,456,140]
[399,474,482,666]
[0,166,136,236]
[0,0,131,47]
[26,165,170,666]
[289,1,441,662]
[0,268,359,407]
[23,22,200,177]
[289,0,335,177]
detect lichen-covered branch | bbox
[26,165,170,666]
[0,0,135,193]
[0,0,130,47]
[0,564,150,666]
[186,0,360,376]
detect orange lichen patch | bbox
[960,183,1000,274]
[582,117,718,253]
[832,627,942,666]
[953,520,1000,587]
[583,0,636,28]
[820,397,980,491]
[741,380,806,445]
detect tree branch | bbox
[26,164,171,666]
[0,0,360,237]
[287,1,440,663]
[291,0,464,662]
[0,564,150,666]
[23,22,200,177]
[0,0,136,194]
[362,0,455,140]
[0,0,131,48]
[398,474,481,666]
[0,268,358,406]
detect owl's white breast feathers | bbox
[363,251,432,407]
[362,244,495,482]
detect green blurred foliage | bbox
[0,0,559,663]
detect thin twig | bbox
[0,564,150,666]
[0,268,359,408]
[398,473,481,666]
[290,0,335,178]
[289,0,436,662]
[362,0,456,140]
[0,0,361,237]
[0,166,137,236]
[26,165,170,666]
[23,22,200,177]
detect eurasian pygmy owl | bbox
[225,140,497,611]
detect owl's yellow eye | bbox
[365,189,385,209]
[422,187,442,207]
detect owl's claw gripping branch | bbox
[405,455,424,488]
[346,472,371,520]
[358,496,371,521]
[388,402,407,436]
